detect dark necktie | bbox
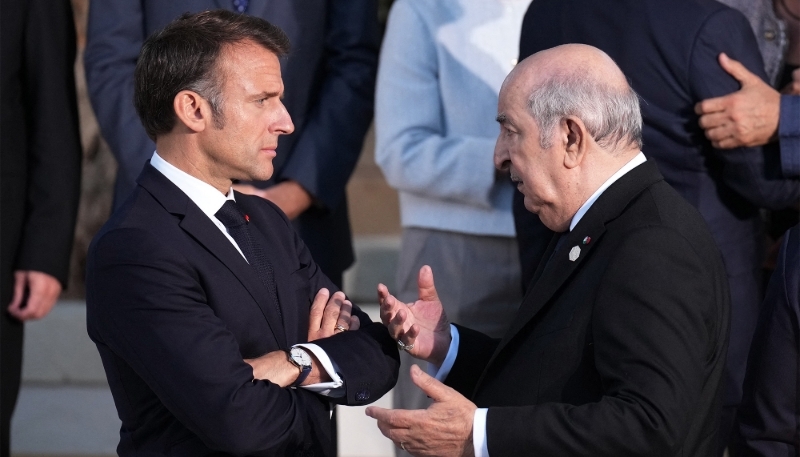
[545,232,569,268]
[215,200,281,319]
[232,0,249,13]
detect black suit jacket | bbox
[515,0,800,409]
[0,0,81,292]
[447,161,730,456]
[84,0,380,281]
[85,164,399,456]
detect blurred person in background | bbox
[374,3,538,454]
[0,0,82,454]
[697,0,800,268]
[84,0,380,289]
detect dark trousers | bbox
[0,273,24,457]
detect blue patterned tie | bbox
[232,0,248,13]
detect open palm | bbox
[378,265,452,365]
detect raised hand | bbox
[377,265,451,366]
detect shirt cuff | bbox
[779,95,800,177]
[473,408,490,457]
[293,343,345,397]
[426,324,460,380]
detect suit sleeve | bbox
[485,227,721,455]
[16,0,82,286]
[374,0,500,208]
[83,0,154,201]
[779,95,800,177]
[277,0,379,211]
[88,227,333,455]
[442,325,500,398]
[688,8,800,209]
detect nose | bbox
[273,100,294,135]
[493,137,510,172]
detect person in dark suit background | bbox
[514,1,800,451]
[85,11,398,456]
[84,0,380,288]
[0,0,82,454]
[733,224,799,456]
[366,44,730,456]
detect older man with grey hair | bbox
[367,44,730,457]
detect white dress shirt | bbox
[428,152,647,456]
[150,152,344,396]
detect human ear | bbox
[172,90,210,133]
[563,116,588,169]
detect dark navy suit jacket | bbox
[86,164,399,456]
[515,0,800,409]
[84,0,380,282]
[735,225,800,456]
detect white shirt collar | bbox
[569,152,647,232]
[149,151,235,218]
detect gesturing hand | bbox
[307,288,359,342]
[366,365,476,457]
[377,265,451,366]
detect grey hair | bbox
[526,72,643,152]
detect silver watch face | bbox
[290,347,312,367]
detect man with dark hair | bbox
[86,11,398,456]
[368,44,730,457]
[85,0,379,289]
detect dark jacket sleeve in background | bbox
[779,95,800,178]
[0,0,82,287]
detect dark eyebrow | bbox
[255,90,283,100]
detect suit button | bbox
[764,30,776,41]
[355,389,370,401]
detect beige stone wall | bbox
[63,0,399,298]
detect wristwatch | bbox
[288,347,312,387]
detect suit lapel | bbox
[474,161,665,392]
[137,165,288,347]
